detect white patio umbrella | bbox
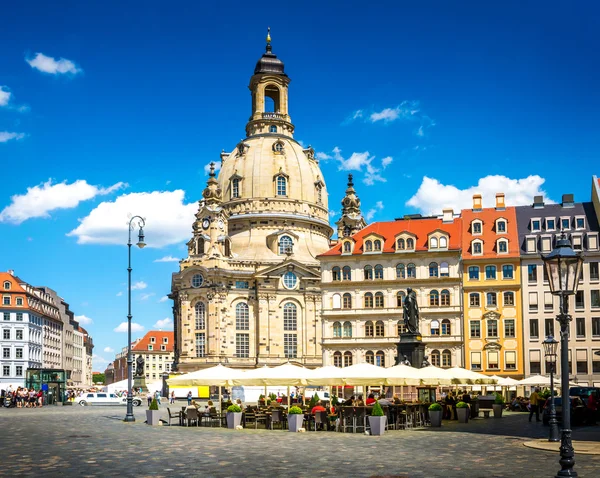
[517,375,577,387]
[414,365,454,385]
[490,375,519,387]
[232,363,313,387]
[305,365,346,387]
[166,364,245,387]
[337,362,391,386]
[446,367,498,385]
[383,364,423,386]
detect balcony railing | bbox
[262,112,286,120]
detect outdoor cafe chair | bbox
[186,408,199,427]
[270,408,285,430]
[353,407,368,434]
[313,410,328,431]
[167,407,182,426]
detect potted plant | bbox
[308,393,319,409]
[226,404,243,429]
[456,401,469,423]
[368,401,387,435]
[428,402,443,427]
[258,394,266,407]
[287,406,304,432]
[146,398,160,425]
[493,393,504,418]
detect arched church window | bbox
[276,175,287,196]
[273,142,284,153]
[236,302,249,330]
[279,235,293,255]
[195,302,206,330]
[269,125,277,133]
[283,302,297,331]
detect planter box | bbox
[288,414,304,432]
[429,410,442,427]
[457,407,469,423]
[146,409,161,426]
[493,403,503,418]
[226,412,242,429]
[368,416,387,436]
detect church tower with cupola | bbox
[336,174,367,238]
[170,31,332,372]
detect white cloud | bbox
[116,291,123,297]
[0,87,11,106]
[154,256,179,263]
[103,346,114,353]
[140,292,155,301]
[67,190,197,247]
[75,314,93,325]
[328,210,338,218]
[375,201,384,210]
[26,52,82,75]
[0,179,126,224]
[381,156,393,169]
[114,322,144,333]
[153,317,173,330]
[0,132,25,143]
[92,354,109,368]
[131,281,147,290]
[316,152,332,161]
[365,201,384,222]
[159,296,169,303]
[203,161,221,175]
[326,147,387,187]
[369,101,420,123]
[406,175,553,215]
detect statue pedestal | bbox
[133,376,147,393]
[396,333,426,369]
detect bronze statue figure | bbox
[135,355,145,377]
[403,287,420,334]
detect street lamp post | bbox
[543,335,560,442]
[542,234,583,478]
[124,216,146,423]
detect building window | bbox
[577,360,588,374]
[440,289,450,306]
[527,264,537,283]
[195,302,206,330]
[343,321,352,337]
[396,291,405,307]
[546,218,556,230]
[195,334,205,358]
[3,313,8,321]
[2,281,10,290]
[545,318,555,337]
[396,264,405,279]
[343,242,352,253]
[365,321,374,337]
[364,293,373,308]
[531,219,541,232]
[2,365,9,376]
[589,235,599,250]
[342,266,352,280]
[407,263,416,278]
[374,292,384,308]
[406,238,414,250]
[505,351,517,370]
[440,261,449,277]
[236,302,249,330]
[3,330,9,340]
[282,271,298,289]
[485,265,496,280]
[442,349,452,367]
[468,266,480,280]
[15,297,23,306]
[575,290,584,309]
[148,345,153,351]
[3,296,10,306]
[430,320,440,336]
[316,185,322,204]
[497,220,506,233]
[441,319,451,336]
[503,291,515,306]
[397,321,406,335]
[235,333,249,358]
[342,293,352,309]
[283,303,297,331]
[284,334,297,358]
[375,321,385,337]
[504,319,516,338]
[333,352,342,368]
[469,293,480,307]
[530,319,539,338]
[561,218,570,230]
[576,317,586,338]
[332,267,341,281]
[276,175,287,196]
[15,366,22,376]
[544,292,554,311]
[486,292,497,307]
[498,240,508,253]
[375,351,385,367]
[364,265,373,280]
[576,217,585,229]
[235,281,249,289]
[191,274,204,288]
[374,265,384,279]
[343,351,353,367]
[488,351,499,370]
[502,264,513,279]
[471,352,481,371]
[591,290,600,308]
[526,237,537,253]
[374,240,382,251]
[2,348,9,359]
[440,236,448,248]
[429,290,439,306]
[365,351,374,365]
[590,262,599,281]
[472,222,482,234]
[365,240,373,252]
[429,262,439,278]
[431,350,440,366]
[541,237,552,252]
[592,317,600,337]
[529,292,538,311]
[430,237,438,249]
[397,238,405,250]
[16,313,22,321]
[487,320,498,338]
[232,178,240,198]
[332,293,341,309]
[470,321,481,338]
[573,235,583,250]
[279,236,293,255]
[472,242,482,255]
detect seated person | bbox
[365,393,376,406]
[186,400,200,412]
[354,395,365,406]
[378,397,393,406]
[343,395,355,406]
[392,394,402,405]
[311,400,326,415]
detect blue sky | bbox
[1,1,599,371]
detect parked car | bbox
[77,392,142,407]
[542,396,586,426]
[569,386,600,402]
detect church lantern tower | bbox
[336,174,367,238]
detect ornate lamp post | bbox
[543,335,559,442]
[542,234,583,477]
[124,216,146,423]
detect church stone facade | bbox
[170,33,333,372]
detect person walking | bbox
[147,391,153,407]
[587,391,598,425]
[187,391,192,406]
[529,388,541,422]
[170,391,175,404]
[155,390,161,405]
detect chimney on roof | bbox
[562,194,575,208]
[495,193,505,210]
[533,195,544,209]
[7,269,14,276]
[472,194,482,211]
[442,208,454,223]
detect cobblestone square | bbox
[1,405,599,477]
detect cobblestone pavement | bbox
[1,404,599,477]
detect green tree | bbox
[93,373,105,384]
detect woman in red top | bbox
[365,393,376,406]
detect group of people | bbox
[2,386,43,408]
[146,390,163,406]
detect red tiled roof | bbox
[461,206,520,259]
[132,330,174,353]
[0,272,29,308]
[319,217,463,257]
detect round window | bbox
[283,271,298,289]
[191,274,204,288]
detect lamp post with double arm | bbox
[543,335,560,442]
[124,216,146,423]
[542,234,583,477]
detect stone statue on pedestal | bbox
[403,287,420,334]
[135,355,145,377]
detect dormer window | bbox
[342,241,352,254]
[561,217,571,231]
[3,281,10,290]
[546,218,556,231]
[439,237,447,248]
[406,238,414,250]
[150,337,156,343]
[15,298,23,306]
[397,238,405,250]
[575,216,585,230]
[496,220,507,233]
[497,239,508,253]
[365,240,373,252]
[472,240,483,255]
[279,235,293,255]
[430,237,438,249]
[531,219,541,232]
[472,221,482,235]
[163,337,168,343]
[374,240,382,251]
[148,345,153,351]
[161,345,166,351]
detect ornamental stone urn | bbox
[368,416,387,436]
[457,407,469,423]
[288,414,304,432]
[493,403,503,418]
[146,409,161,426]
[429,410,442,427]
[226,412,243,429]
